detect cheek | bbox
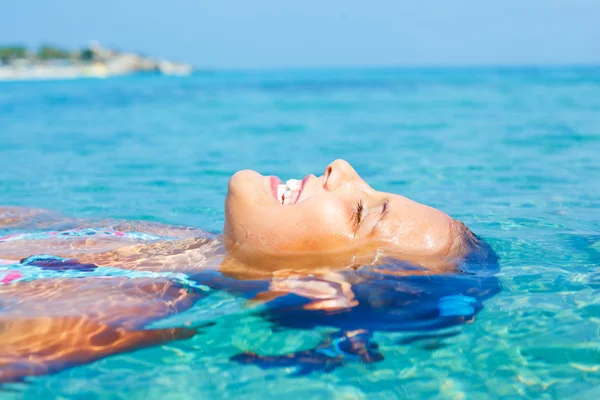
[227,199,353,254]
[279,204,350,251]
[279,207,345,250]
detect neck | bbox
[218,240,461,281]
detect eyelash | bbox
[354,200,365,227]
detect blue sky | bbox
[2,0,598,68]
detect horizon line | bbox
[193,62,600,73]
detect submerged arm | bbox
[0,207,216,272]
[0,277,208,383]
[75,237,223,273]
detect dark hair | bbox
[454,220,499,271]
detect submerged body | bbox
[0,160,499,383]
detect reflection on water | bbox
[0,277,201,379]
[0,222,500,384]
[1,68,599,398]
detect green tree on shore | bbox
[38,45,71,60]
[0,46,27,62]
[80,48,95,61]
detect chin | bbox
[227,169,273,207]
[227,169,260,196]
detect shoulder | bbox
[80,236,224,272]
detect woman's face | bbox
[224,159,461,266]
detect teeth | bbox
[286,179,301,191]
[277,184,287,202]
[277,179,301,205]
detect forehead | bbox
[368,193,452,247]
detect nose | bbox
[323,159,364,191]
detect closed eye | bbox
[381,200,389,217]
[352,200,365,232]
[365,200,390,238]
[352,199,389,236]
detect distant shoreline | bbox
[0,64,192,82]
[0,42,193,82]
[1,63,597,83]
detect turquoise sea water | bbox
[1,67,600,398]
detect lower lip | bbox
[270,176,283,202]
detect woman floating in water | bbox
[0,159,499,382]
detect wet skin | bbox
[224,159,468,270]
[0,275,212,383]
[0,160,496,382]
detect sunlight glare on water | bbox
[1,67,599,399]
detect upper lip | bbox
[294,176,310,204]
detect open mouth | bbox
[271,176,308,205]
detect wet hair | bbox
[452,220,499,270]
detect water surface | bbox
[1,67,599,399]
